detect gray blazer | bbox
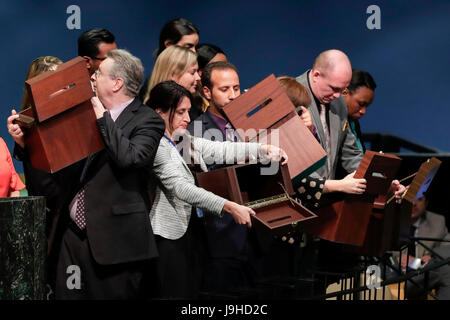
[150,135,261,240]
[296,71,363,179]
[416,211,450,258]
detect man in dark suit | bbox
[187,61,266,294]
[55,49,165,299]
[78,28,117,76]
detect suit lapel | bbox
[115,98,140,129]
[296,71,327,150]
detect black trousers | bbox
[154,231,197,299]
[55,223,154,300]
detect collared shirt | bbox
[109,98,134,122]
[208,112,239,142]
[69,98,134,223]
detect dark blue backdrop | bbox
[2,0,450,171]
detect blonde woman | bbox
[142,46,201,110]
[19,56,62,111]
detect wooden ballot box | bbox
[16,56,104,172]
[358,157,442,256]
[221,74,327,188]
[196,163,317,235]
[303,151,402,246]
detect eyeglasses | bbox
[91,56,107,61]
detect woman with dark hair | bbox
[146,81,287,299]
[156,18,199,57]
[196,43,227,73]
[342,68,377,152]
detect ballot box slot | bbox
[267,215,292,224]
[246,98,272,118]
[49,83,76,99]
[371,171,387,179]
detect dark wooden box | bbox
[304,151,402,246]
[196,163,317,235]
[358,157,442,256]
[222,74,327,187]
[17,57,104,173]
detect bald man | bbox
[296,51,406,293]
[296,49,365,193]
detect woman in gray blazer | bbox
[146,81,287,299]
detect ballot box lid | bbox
[196,162,317,234]
[354,151,402,195]
[196,162,294,205]
[222,74,295,141]
[403,157,442,203]
[25,56,93,123]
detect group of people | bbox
[2,17,446,300]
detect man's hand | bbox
[389,179,407,204]
[7,109,25,148]
[223,201,255,228]
[324,171,367,194]
[421,255,432,266]
[299,106,315,133]
[91,96,106,119]
[260,144,288,165]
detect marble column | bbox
[0,196,46,300]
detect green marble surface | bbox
[0,196,46,300]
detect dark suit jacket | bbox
[67,98,165,265]
[187,111,249,259]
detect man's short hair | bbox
[107,49,144,97]
[78,28,115,58]
[201,61,238,90]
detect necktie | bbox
[74,186,86,230]
[320,104,332,175]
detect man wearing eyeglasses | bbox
[295,50,405,296]
[78,28,117,76]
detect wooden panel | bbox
[354,151,402,195]
[28,100,104,173]
[222,74,326,184]
[252,199,317,236]
[403,157,442,203]
[26,57,93,123]
[222,74,295,142]
[304,195,374,246]
[258,113,327,183]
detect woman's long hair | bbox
[20,56,62,110]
